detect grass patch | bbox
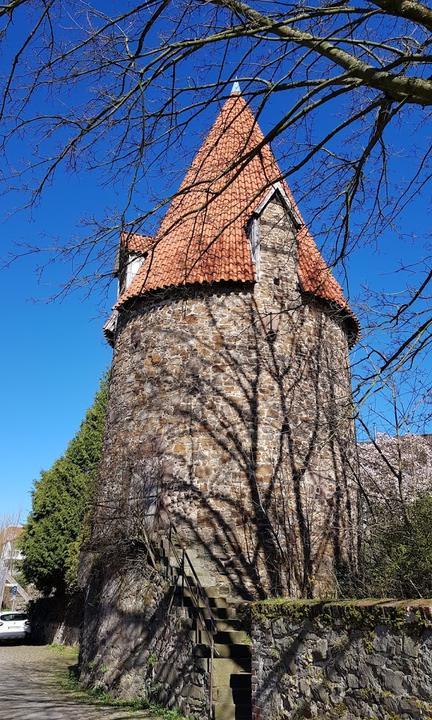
[48,643,79,657]
[55,658,191,720]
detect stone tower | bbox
[80,87,359,710]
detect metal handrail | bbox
[162,525,218,719]
[165,532,218,639]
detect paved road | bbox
[0,644,155,720]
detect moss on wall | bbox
[250,598,432,719]
[248,598,432,633]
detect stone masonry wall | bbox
[87,196,357,602]
[29,592,83,646]
[79,196,358,706]
[249,599,432,720]
[79,552,209,718]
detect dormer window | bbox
[115,232,153,296]
[125,252,147,290]
[247,184,302,284]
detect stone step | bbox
[201,617,244,631]
[159,537,176,554]
[177,583,221,600]
[212,658,251,685]
[209,596,236,609]
[214,685,251,704]
[175,576,196,590]
[160,554,207,579]
[159,538,170,551]
[180,585,239,605]
[213,630,251,645]
[213,702,252,720]
[214,687,234,704]
[202,606,240,621]
[199,585,226,598]
[230,673,252,689]
[157,540,216,577]
[160,550,213,581]
[159,549,214,585]
[166,555,181,567]
[184,607,243,642]
[196,643,251,662]
[190,629,249,646]
[181,593,231,610]
[192,628,214,646]
[214,644,251,660]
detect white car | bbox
[0,611,30,641]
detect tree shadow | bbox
[79,198,359,713]
[88,280,357,601]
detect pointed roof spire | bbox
[230,79,241,95]
[117,93,358,342]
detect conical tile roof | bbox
[118,91,358,342]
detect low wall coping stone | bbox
[245,598,432,628]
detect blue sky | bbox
[1,6,431,520]
[0,173,114,520]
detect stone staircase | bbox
[157,538,252,720]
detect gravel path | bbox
[0,644,156,720]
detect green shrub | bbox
[22,376,108,595]
[360,494,432,598]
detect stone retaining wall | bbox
[249,599,432,720]
[79,551,209,719]
[28,592,83,645]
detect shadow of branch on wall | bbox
[88,285,357,601]
[78,278,359,715]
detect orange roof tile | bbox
[120,232,154,254]
[117,90,358,341]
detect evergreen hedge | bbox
[22,377,108,595]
